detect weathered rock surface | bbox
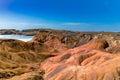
[30,31,92,53]
[0,29,120,80]
[41,39,120,80]
[0,39,53,80]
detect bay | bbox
[0,35,34,42]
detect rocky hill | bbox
[0,29,120,80]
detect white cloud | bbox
[62,22,82,26]
[33,24,43,26]
[61,22,92,27]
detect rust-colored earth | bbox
[0,29,120,80]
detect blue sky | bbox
[0,0,120,31]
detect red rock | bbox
[41,39,120,80]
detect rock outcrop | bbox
[0,29,120,80]
[0,39,53,79]
[41,39,120,80]
[30,31,92,53]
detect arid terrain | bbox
[0,29,120,80]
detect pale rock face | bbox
[41,39,120,80]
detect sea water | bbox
[0,35,34,42]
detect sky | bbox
[0,0,120,31]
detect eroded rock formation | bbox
[41,39,120,80]
[0,29,120,80]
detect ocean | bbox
[0,35,34,42]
